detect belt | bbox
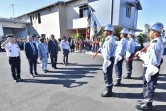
[9,56,19,58]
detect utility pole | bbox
[9,4,18,18]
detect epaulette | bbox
[152,40,157,43]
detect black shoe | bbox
[101,90,112,97]
[14,80,18,83]
[30,72,35,77]
[136,103,152,111]
[35,72,39,75]
[44,70,47,73]
[114,80,121,86]
[17,78,22,82]
[123,75,131,79]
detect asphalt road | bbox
[0,51,166,111]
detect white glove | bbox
[126,51,131,61]
[136,51,142,57]
[103,58,111,73]
[126,57,129,61]
[114,55,122,64]
[145,64,159,82]
[98,48,102,53]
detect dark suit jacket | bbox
[48,40,58,56]
[24,42,38,59]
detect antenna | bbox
[9,4,19,18]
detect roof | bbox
[0,17,30,24]
[127,0,142,10]
[17,0,75,18]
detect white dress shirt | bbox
[5,42,20,57]
[61,40,70,50]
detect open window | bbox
[38,13,41,24]
[79,5,89,18]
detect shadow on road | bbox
[152,105,166,111]
[159,74,166,78]
[119,83,143,88]
[112,92,142,99]
[21,66,100,88]
[38,74,94,79]
[111,90,166,103]
[22,79,88,88]
[55,63,102,67]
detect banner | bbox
[87,5,102,40]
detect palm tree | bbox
[137,33,148,48]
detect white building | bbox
[0,17,29,37]
[15,0,142,39]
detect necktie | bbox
[30,42,36,54]
[52,40,56,46]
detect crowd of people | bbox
[0,35,104,54]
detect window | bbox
[30,16,33,25]
[38,13,41,24]
[79,7,89,18]
[41,34,46,38]
[126,5,131,18]
[35,14,38,19]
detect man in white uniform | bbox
[1,34,21,83]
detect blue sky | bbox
[0,0,165,30]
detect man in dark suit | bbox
[24,35,38,77]
[48,34,58,69]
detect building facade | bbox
[17,0,142,39]
[0,18,29,37]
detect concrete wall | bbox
[88,0,112,26]
[65,0,88,29]
[0,21,27,37]
[59,0,88,37]
[112,0,120,25]
[3,27,27,38]
[22,6,60,39]
[14,28,27,38]
[0,21,26,28]
[3,28,13,35]
[119,0,137,29]
[0,25,3,36]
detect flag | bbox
[87,5,102,40]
